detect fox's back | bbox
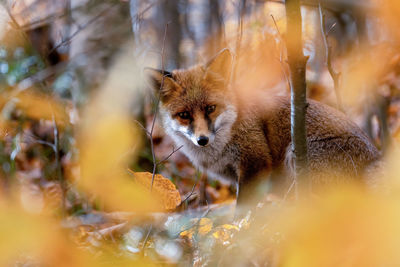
[236,95,380,185]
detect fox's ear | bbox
[205,48,233,84]
[144,68,181,101]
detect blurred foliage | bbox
[0,0,399,266]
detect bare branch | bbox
[141,23,170,255]
[283,178,296,202]
[318,1,343,111]
[141,224,153,252]
[178,182,198,207]
[49,1,156,56]
[17,61,68,91]
[178,170,202,207]
[266,0,375,13]
[4,3,31,44]
[133,119,150,136]
[49,104,67,217]
[49,3,118,55]
[23,132,55,149]
[175,203,211,237]
[156,145,183,166]
[232,0,246,84]
[150,22,169,192]
[270,14,291,90]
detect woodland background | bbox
[1,0,400,266]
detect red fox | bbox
[145,49,380,203]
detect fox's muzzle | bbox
[192,111,213,146]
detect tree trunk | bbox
[285,0,309,196]
[157,0,182,69]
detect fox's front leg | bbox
[234,165,274,219]
[234,172,256,219]
[199,173,210,205]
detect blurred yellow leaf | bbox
[180,218,213,239]
[0,200,107,267]
[340,45,394,108]
[78,115,161,213]
[212,228,230,243]
[212,224,239,245]
[198,218,213,235]
[132,171,181,211]
[393,126,400,145]
[377,0,400,42]
[16,91,68,124]
[180,229,193,239]
[278,188,400,267]
[0,90,68,128]
[222,224,239,231]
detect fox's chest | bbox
[181,143,240,183]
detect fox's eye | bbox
[206,105,216,114]
[178,111,190,120]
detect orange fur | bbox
[145,49,380,203]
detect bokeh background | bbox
[1,0,400,266]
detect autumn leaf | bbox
[132,171,181,211]
[78,114,161,213]
[212,224,239,245]
[180,218,213,239]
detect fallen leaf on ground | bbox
[132,171,181,211]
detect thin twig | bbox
[232,0,246,84]
[141,224,153,252]
[23,132,55,148]
[50,106,67,217]
[49,3,119,55]
[17,61,68,91]
[193,200,211,237]
[175,203,211,237]
[130,2,157,26]
[141,23,170,256]
[156,145,183,166]
[178,170,202,207]
[282,178,296,202]
[318,1,343,111]
[179,183,198,206]
[19,11,68,31]
[133,119,150,136]
[150,23,169,192]
[270,14,291,90]
[4,3,31,44]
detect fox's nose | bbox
[197,136,209,146]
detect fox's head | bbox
[145,49,237,148]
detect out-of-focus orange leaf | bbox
[198,217,213,235]
[277,188,400,267]
[0,199,111,267]
[0,90,68,134]
[340,45,395,108]
[212,228,231,243]
[132,171,181,211]
[212,224,239,245]
[377,0,400,43]
[14,91,68,126]
[221,224,239,231]
[180,218,213,239]
[179,229,192,239]
[78,114,161,213]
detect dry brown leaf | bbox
[132,172,181,211]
